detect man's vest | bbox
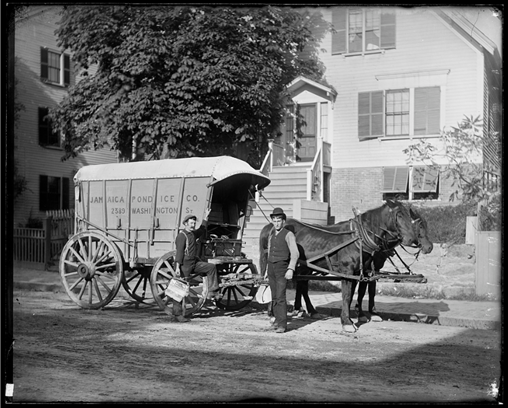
[181,230,197,266]
[268,228,290,263]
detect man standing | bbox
[266,207,299,333]
[172,213,221,323]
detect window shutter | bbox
[412,166,439,192]
[40,175,48,211]
[380,11,396,49]
[62,177,70,209]
[332,8,347,54]
[371,91,384,136]
[38,107,48,145]
[63,54,70,86]
[40,48,48,80]
[414,87,440,135]
[383,167,408,192]
[358,91,384,141]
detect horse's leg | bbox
[301,280,319,317]
[341,279,357,333]
[356,281,369,323]
[368,280,383,322]
[293,281,304,315]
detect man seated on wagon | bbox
[172,213,221,322]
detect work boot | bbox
[175,315,190,323]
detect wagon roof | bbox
[74,155,271,189]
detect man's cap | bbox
[183,214,197,224]
[270,207,286,219]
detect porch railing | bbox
[307,139,331,201]
[259,140,285,177]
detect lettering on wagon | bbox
[129,207,179,215]
[130,195,177,203]
[90,196,127,204]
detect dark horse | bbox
[353,206,433,322]
[259,200,419,332]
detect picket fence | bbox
[13,209,75,270]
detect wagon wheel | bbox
[59,231,124,309]
[150,251,207,317]
[122,267,154,304]
[216,263,258,311]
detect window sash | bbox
[386,89,409,136]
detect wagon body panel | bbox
[76,176,211,261]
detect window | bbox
[358,86,441,140]
[382,166,439,201]
[332,8,395,55]
[41,47,70,86]
[40,176,70,211]
[39,107,60,147]
[386,89,409,136]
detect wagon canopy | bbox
[74,155,271,190]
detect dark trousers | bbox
[173,261,219,316]
[267,260,288,329]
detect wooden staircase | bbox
[242,165,310,271]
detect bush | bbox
[415,201,477,244]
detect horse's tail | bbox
[258,223,272,277]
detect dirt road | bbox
[11,289,502,403]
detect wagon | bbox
[59,156,271,316]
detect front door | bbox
[297,104,317,162]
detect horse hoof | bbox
[342,324,357,333]
[358,315,369,323]
[370,313,383,322]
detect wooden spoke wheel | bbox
[216,263,258,311]
[122,266,154,304]
[150,252,207,317]
[59,231,124,309]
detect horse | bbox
[259,199,419,333]
[353,206,433,322]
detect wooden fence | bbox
[13,210,75,270]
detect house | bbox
[13,5,118,228]
[242,6,502,263]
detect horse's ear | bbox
[385,199,396,208]
[409,207,417,218]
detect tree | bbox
[403,115,501,231]
[49,5,328,167]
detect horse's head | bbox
[384,200,419,247]
[409,207,434,254]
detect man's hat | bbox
[182,214,197,224]
[270,207,286,219]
